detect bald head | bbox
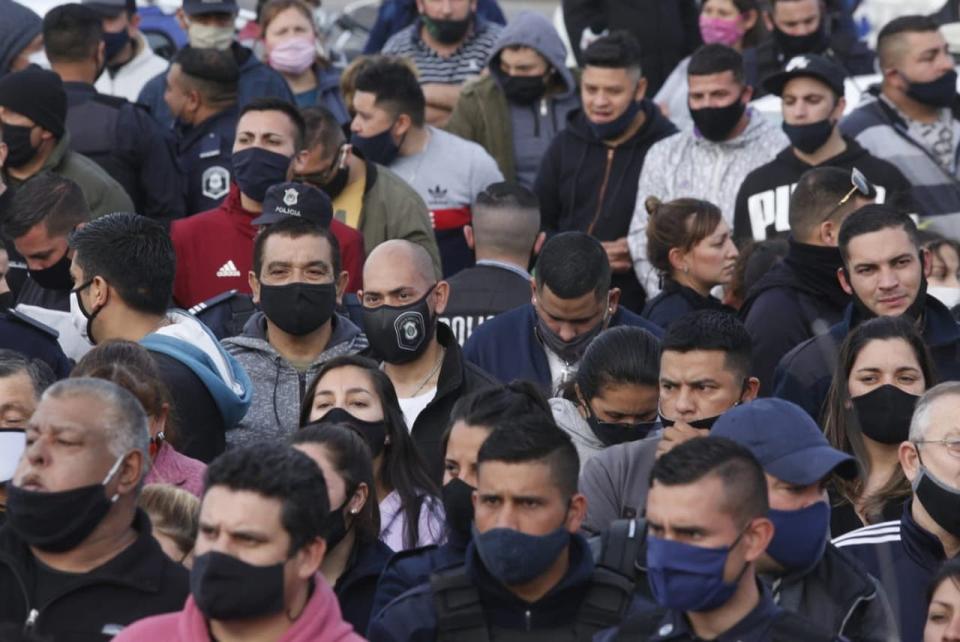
[472,182,541,260]
[364,240,437,294]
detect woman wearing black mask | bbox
[823,316,936,536]
[300,355,444,551]
[292,423,392,634]
[551,326,662,467]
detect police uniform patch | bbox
[202,166,230,200]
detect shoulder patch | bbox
[202,165,231,200]
[189,289,241,315]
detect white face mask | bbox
[188,22,235,50]
[928,286,960,309]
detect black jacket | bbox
[562,0,701,95]
[733,138,914,243]
[0,310,72,379]
[441,262,532,346]
[335,538,393,635]
[931,0,959,25]
[0,510,189,641]
[641,280,732,330]
[411,322,498,483]
[174,106,239,217]
[535,101,678,310]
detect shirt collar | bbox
[475,259,531,281]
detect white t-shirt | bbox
[399,388,437,430]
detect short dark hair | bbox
[651,436,768,525]
[3,173,89,240]
[662,310,752,381]
[477,413,579,499]
[302,105,347,159]
[69,213,175,316]
[572,327,661,400]
[582,30,643,76]
[43,4,102,63]
[204,443,329,555]
[838,205,920,264]
[878,15,941,68]
[789,167,864,241]
[475,181,539,211]
[0,349,55,399]
[354,59,426,128]
[535,232,611,300]
[688,44,744,83]
[239,97,306,151]
[252,216,341,278]
[173,46,239,108]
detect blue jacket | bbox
[0,310,72,379]
[772,295,960,420]
[298,65,350,126]
[463,303,663,390]
[138,43,294,129]
[335,538,393,636]
[833,501,947,642]
[641,280,732,331]
[363,0,506,54]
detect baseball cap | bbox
[252,182,334,227]
[182,0,239,16]
[81,0,136,17]
[762,54,847,98]
[0,429,25,483]
[712,398,858,485]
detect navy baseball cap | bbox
[763,54,847,98]
[252,182,333,227]
[82,0,136,16]
[712,398,858,485]
[182,0,238,16]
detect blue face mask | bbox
[103,29,130,62]
[350,126,402,166]
[590,100,642,141]
[646,531,747,612]
[766,501,830,574]
[231,147,292,203]
[472,525,570,586]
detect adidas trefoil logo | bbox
[216,260,241,278]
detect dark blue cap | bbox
[712,398,858,485]
[762,54,847,98]
[252,182,333,228]
[182,0,238,16]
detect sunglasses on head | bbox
[821,167,872,223]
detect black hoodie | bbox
[732,137,914,244]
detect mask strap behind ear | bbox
[102,453,127,503]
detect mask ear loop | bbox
[101,453,127,503]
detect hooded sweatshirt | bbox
[550,397,605,468]
[732,137,914,244]
[0,0,40,78]
[95,32,170,103]
[113,574,364,642]
[629,109,789,297]
[222,311,369,448]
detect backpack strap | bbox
[611,607,670,641]
[597,518,646,578]
[573,566,636,640]
[430,566,490,642]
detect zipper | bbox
[24,609,38,632]
[533,103,541,137]
[587,148,616,235]
[524,609,532,631]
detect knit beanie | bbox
[0,0,42,79]
[0,67,66,138]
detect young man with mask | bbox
[629,44,787,298]
[351,59,502,277]
[292,105,441,276]
[70,213,252,462]
[446,11,579,188]
[360,239,496,481]
[579,310,758,535]
[744,0,874,97]
[464,231,662,393]
[734,54,912,244]
[369,415,634,641]
[602,437,835,641]
[84,0,170,102]
[0,378,189,639]
[841,16,960,238]
[0,66,134,219]
[834,382,960,642]
[381,0,503,126]
[773,206,960,419]
[740,168,871,397]
[164,46,240,216]
[115,444,364,642]
[535,31,676,312]
[223,215,368,448]
[136,0,293,130]
[714,399,898,642]
[45,4,186,224]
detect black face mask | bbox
[190,551,286,620]
[231,147,291,203]
[501,74,548,105]
[3,124,38,168]
[782,118,835,154]
[4,455,124,552]
[259,281,336,336]
[851,384,919,445]
[658,413,723,431]
[321,166,351,201]
[28,250,74,291]
[422,12,473,44]
[905,69,958,109]
[319,499,351,550]
[442,477,475,536]
[318,407,388,457]
[773,23,829,58]
[690,97,746,142]
[586,412,659,446]
[363,285,437,364]
[914,463,960,537]
[589,100,642,141]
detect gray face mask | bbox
[188,22,234,50]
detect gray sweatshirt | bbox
[578,435,659,536]
[549,397,606,469]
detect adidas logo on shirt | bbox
[216,260,241,278]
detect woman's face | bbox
[925,577,960,642]
[308,366,385,424]
[930,244,960,289]
[701,0,742,20]
[585,382,660,425]
[263,6,316,53]
[683,220,739,290]
[847,338,926,399]
[443,421,492,488]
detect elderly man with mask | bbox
[0,378,189,639]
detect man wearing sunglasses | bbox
[734,54,912,244]
[835,382,960,642]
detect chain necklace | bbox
[411,347,445,397]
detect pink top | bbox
[144,442,206,497]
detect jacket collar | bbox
[840,294,960,347]
[435,322,466,398]
[901,499,949,570]
[335,539,393,594]
[62,81,98,105]
[652,582,781,641]
[176,105,240,150]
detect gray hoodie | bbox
[222,312,368,448]
[550,397,606,468]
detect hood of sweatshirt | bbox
[550,397,605,452]
[488,11,575,98]
[223,311,369,364]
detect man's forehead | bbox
[237,110,294,138]
[783,76,832,98]
[477,460,556,494]
[582,66,633,86]
[0,372,37,402]
[926,396,960,438]
[539,284,601,313]
[661,349,731,375]
[846,227,916,261]
[31,395,102,434]
[263,233,332,264]
[201,487,284,527]
[774,0,819,19]
[648,476,730,522]
[688,71,740,91]
[904,30,947,56]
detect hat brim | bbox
[183,3,239,16]
[84,4,125,17]
[251,212,283,226]
[765,445,858,485]
[0,431,26,483]
[762,70,842,98]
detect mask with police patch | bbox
[362,284,437,364]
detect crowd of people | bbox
[2,0,960,640]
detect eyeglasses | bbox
[821,167,872,222]
[913,438,960,458]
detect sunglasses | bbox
[821,167,872,223]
